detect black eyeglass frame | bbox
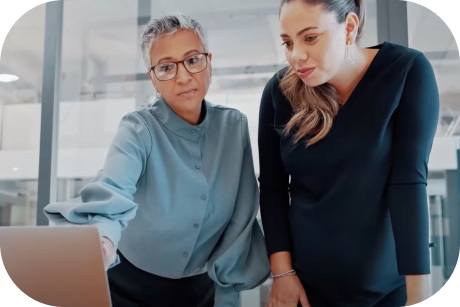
[149,52,210,81]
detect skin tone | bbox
[148,29,212,125]
[268,1,431,306]
[280,0,377,104]
[101,237,117,270]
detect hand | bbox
[405,296,428,306]
[101,236,117,271]
[267,275,310,307]
[404,275,431,306]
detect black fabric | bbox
[108,252,215,307]
[296,270,406,307]
[296,282,406,307]
[258,41,439,306]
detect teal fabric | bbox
[45,98,270,306]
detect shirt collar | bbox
[151,98,210,141]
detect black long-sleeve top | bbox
[258,42,439,304]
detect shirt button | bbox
[190,130,196,136]
[193,223,200,229]
[183,251,189,257]
[195,164,201,169]
[201,194,207,200]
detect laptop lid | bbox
[0,226,111,307]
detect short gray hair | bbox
[140,13,208,70]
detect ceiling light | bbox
[0,74,19,82]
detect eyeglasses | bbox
[150,53,209,81]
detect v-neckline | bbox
[339,41,389,113]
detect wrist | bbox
[269,251,293,275]
[271,269,297,280]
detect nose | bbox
[175,62,192,84]
[291,44,308,63]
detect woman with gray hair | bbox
[44,13,269,306]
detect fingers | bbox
[267,296,302,307]
[299,290,310,307]
[100,237,116,271]
[268,275,308,307]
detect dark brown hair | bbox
[279,0,365,146]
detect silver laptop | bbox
[0,226,112,307]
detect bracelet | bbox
[271,269,296,279]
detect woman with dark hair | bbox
[258,0,439,306]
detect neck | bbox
[176,101,205,125]
[180,111,201,125]
[328,46,376,104]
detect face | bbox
[279,1,348,87]
[148,29,212,117]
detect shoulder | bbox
[206,101,250,145]
[378,42,429,70]
[112,109,156,142]
[382,41,422,57]
[128,108,157,128]
[116,109,149,126]
[364,42,433,86]
[386,43,436,85]
[207,101,247,122]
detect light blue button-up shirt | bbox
[44,99,270,306]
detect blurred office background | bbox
[0,0,458,305]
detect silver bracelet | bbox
[271,269,296,279]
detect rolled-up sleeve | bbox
[386,54,439,275]
[207,116,270,307]
[44,112,153,248]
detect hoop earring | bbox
[346,42,355,65]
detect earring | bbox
[156,92,161,99]
[346,41,355,65]
[209,76,212,84]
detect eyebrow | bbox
[280,26,318,38]
[156,49,203,64]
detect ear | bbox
[147,70,156,85]
[207,52,213,77]
[344,12,360,44]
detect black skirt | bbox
[107,252,215,307]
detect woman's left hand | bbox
[405,275,431,306]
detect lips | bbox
[178,89,197,96]
[297,67,315,78]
